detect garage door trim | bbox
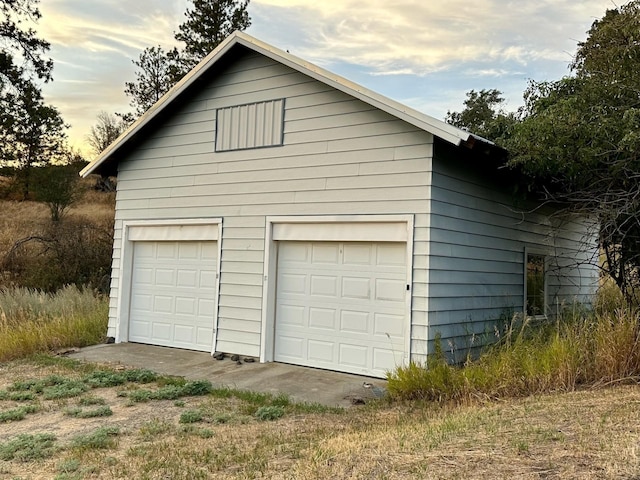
[115,219,223,354]
[260,215,414,370]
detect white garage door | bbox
[129,241,218,352]
[275,241,407,377]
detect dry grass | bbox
[0,186,115,292]
[388,296,640,403]
[0,359,639,479]
[0,287,108,361]
[0,189,114,256]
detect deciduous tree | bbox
[506,1,640,300]
[445,89,516,144]
[86,111,128,156]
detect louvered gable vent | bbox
[215,98,285,151]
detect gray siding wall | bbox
[109,50,433,357]
[426,144,599,362]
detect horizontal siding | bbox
[427,143,598,362]
[108,48,433,358]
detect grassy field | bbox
[0,356,638,479]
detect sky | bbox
[34,0,617,156]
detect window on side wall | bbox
[525,250,547,318]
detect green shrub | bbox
[123,369,158,383]
[180,380,213,396]
[78,395,106,406]
[42,381,89,400]
[65,405,112,418]
[0,391,36,401]
[0,433,57,461]
[254,406,285,421]
[0,405,38,423]
[179,410,203,424]
[125,380,213,403]
[83,371,127,388]
[70,426,119,450]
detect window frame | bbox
[524,247,548,319]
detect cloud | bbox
[253,0,612,75]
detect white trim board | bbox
[114,218,223,355]
[260,214,414,369]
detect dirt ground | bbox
[2,359,640,479]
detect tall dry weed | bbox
[0,286,108,361]
[388,287,640,402]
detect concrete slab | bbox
[68,343,387,408]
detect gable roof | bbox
[81,31,500,177]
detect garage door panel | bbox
[374,313,405,339]
[277,335,305,359]
[308,339,334,362]
[156,243,176,258]
[342,276,370,299]
[340,310,370,334]
[342,243,372,265]
[134,268,154,285]
[339,344,368,368]
[178,243,198,259]
[373,348,400,371]
[280,242,309,263]
[279,273,306,295]
[128,240,218,352]
[311,244,339,264]
[199,271,217,288]
[152,321,171,340]
[309,307,336,330]
[375,278,406,302]
[198,298,216,316]
[153,295,173,313]
[278,304,305,326]
[173,324,194,342]
[310,275,338,296]
[275,241,407,377]
[135,243,155,258]
[201,242,218,260]
[154,269,175,286]
[177,270,197,288]
[131,293,152,311]
[176,297,195,315]
[376,244,406,265]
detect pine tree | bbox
[175,0,251,68]
[124,0,251,116]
